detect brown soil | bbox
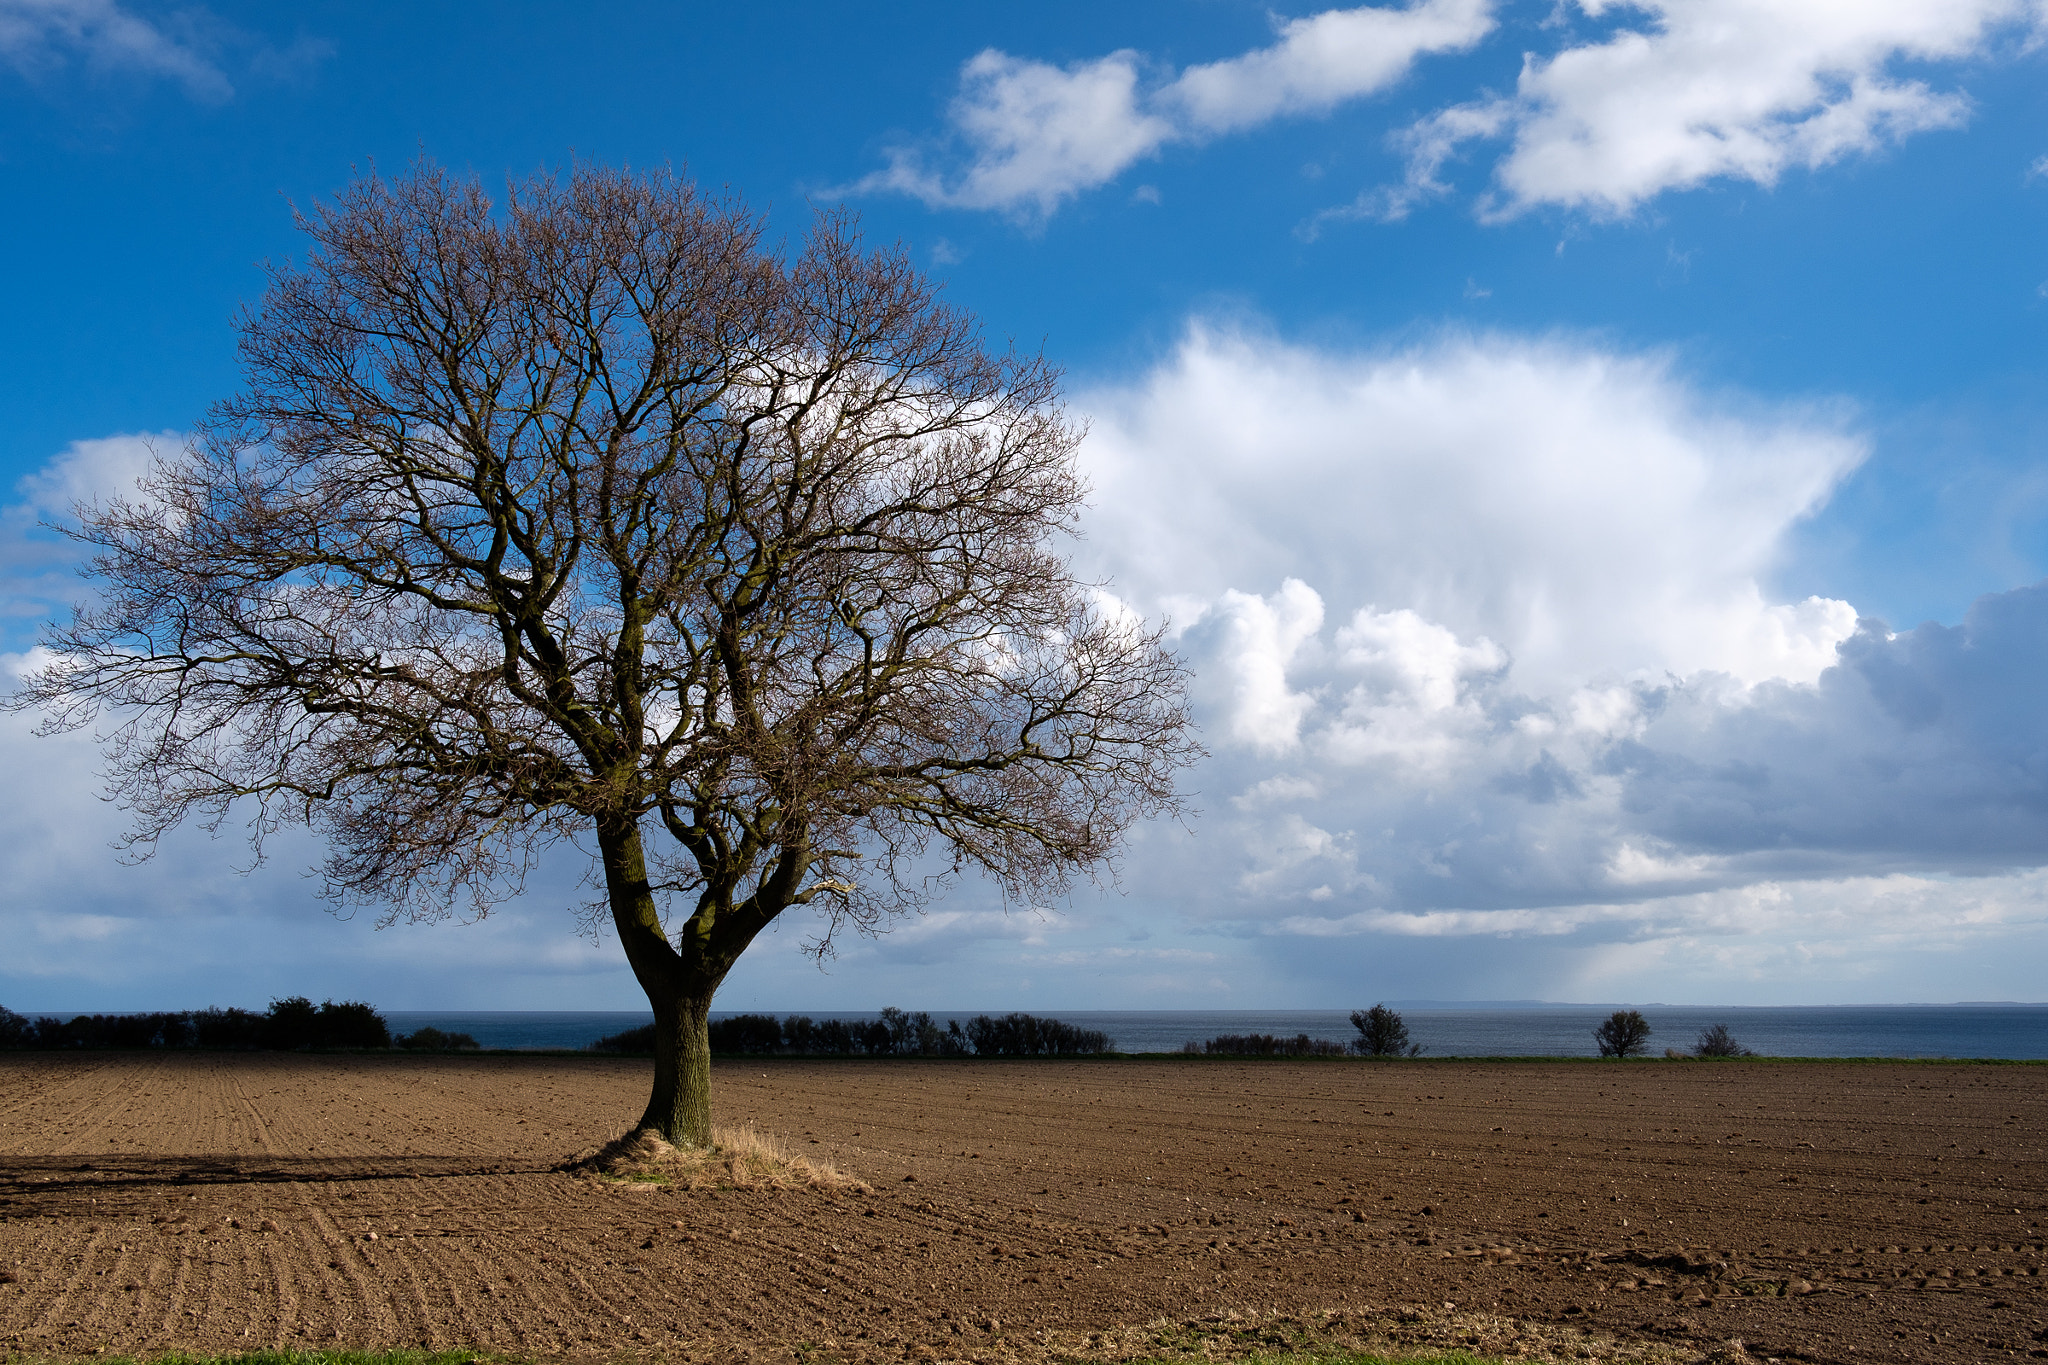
[0,1054,2041,1365]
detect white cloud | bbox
[1167,0,1495,133]
[1078,325,1864,693]
[1615,588,2048,866]
[858,0,1494,216]
[867,48,1171,217]
[15,429,162,513]
[1201,579,1324,753]
[1064,323,2048,983]
[3,432,169,644]
[0,0,233,100]
[1275,867,2048,963]
[1323,605,1506,769]
[1388,0,2043,219]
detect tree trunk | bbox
[639,990,714,1146]
[598,815,727,1149]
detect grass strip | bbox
[5,1353,498,1365]
[1131,1351,1507,1365]
[5,1354,1515,1365]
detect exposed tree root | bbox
[559,1123,869,1192]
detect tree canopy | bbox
[15,162,1197,1145]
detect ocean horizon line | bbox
[24,999,2047,1015]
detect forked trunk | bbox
[599,816,731,1149]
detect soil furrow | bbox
[1,1053,2044,1363]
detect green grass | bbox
[8,1352,1515,1365]
[1131,1352,1507,1365]
[6,1353,500,1365]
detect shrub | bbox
[590,1022,657,1053]
[963,1012,1112,1056]
[596,1009,1082,1057]
[0,1001,387,1050]
[29,1012,190,1049]
[1693,1023,1754,1058]
[876,1007,971,1056]
[317,1000,392,1049]
[809,1018,863,1055]
[1350,1003,1422,1057]
[264,996,322,1050]
[191,1006,268,1049]
[1594,1009,1653,1058]
[396,1026,480,1051]
[1202,1032,1345,1057]
[708,1014,785,1054]
[262,997,390,1050]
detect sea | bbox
[378,1003,2048,1059]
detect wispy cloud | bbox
[0,0,234,99]
[0,0,333,103]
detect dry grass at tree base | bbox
[561,1122,870,1193]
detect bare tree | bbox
[1692,1023,1753,1058]
[1349,1003,1420,1057]
[12,162,1197,1148]
[1594,1009,1652,1058]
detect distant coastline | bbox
[349,1003,2048,1059]
[13,1002,2044,1059]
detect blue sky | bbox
[6,0,2048,1014]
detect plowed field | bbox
[0,1054,2042,1365]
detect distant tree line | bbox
[592,1008,1113,1058]
[0,998,476,1052]
[1183,1033,1348,1056]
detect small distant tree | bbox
[879,1006,966,1056]
[0,1007,32,1048]
[263,996,389,1050]
[781,1015,818,1054]
[1350,1003,1421,1057]
[1594,1009,1652,1058]
[1693,1023,1754,1058]
[263,996,322,1050]
[962,1012,1110,1056]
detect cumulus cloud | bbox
[1067,324,2048,975]
[1156,575,2048,937]
[15,335,2048,1007]
[1374,0,2044,220]
[857,0,1493,216]
[1079,325,1864,691]
[1618,587,2048,867]
[1203,580,1325,753]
